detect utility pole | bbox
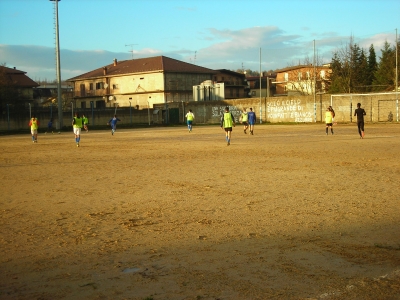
[313,40,316,122]
[50,0,62,131]
[259,48,262,124]
[396,28,398,122]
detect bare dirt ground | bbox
[1,123,400,300]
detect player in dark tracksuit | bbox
[354,103,366,138]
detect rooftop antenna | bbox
[194,51,197,64]
[125,44,138,59]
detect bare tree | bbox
[284,54,329,96]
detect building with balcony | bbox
[0,66,38,111]
[274,64,331,96]
[66,56,216,109]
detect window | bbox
[284,73,289,81]
[298,72,302,80]
[112,84,119,89]
[306,72,310,80]
[80,84,85,96]
[96,100,105,108]
[89,83,93,90]
[320,70,325,79]
[95,82,104,89]
[81,101,86,108]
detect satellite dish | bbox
[108,96,114,101]
[104,83,108,88]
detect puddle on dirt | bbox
[122,267,141,273]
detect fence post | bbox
[90,101,94,126]
[7,104,10,131]
[130,101,132,126]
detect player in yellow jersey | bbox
[82,114,89,132]
[185,109,195,132]
[240,108,248,134]
[28,115,40,143]
[325,107,334,135]
[72,112,83,147]
[220,106,236,146]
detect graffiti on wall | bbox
[267,99,312,122]
[211,105,242,122]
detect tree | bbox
[328,38,353,94]
[283,54,329,96]
[367,44,377,91]
[373,41,396,91]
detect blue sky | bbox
[0,0,399,82]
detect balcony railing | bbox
[74,90,105,97]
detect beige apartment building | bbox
[274,64,331,96]
[66,56,216,109]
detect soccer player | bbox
[247,107,256,135]
[108,115,121,135]
[29,115,40,143]
[220,106,235,146]
[72,112,83,147]
[82,114,89,132]
[240,108,248,134]
[354,103,366,138]
[46,118,54,134]
[325,107,334,135]
[185,109,195,132]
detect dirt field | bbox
[1,123,399,300]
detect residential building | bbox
[274,64,331,96]
[247,72,277,98]
[213,69,248,99]
[33,84,73,106]
[0,66,39,110]
[193,69,248,101]
[66,56,216,109]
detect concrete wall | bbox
[179,92,399,124]
[1,92,399,131]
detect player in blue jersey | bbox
[108,115,121,135]
[247,107,256,135]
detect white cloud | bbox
[0,26,395,81]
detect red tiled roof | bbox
[275,65,330,73]
[0,66,39,87]
[67,56,216,81]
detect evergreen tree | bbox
[329,52,345,93]
[357,49,369,92]
[373,41,395,91]
[367,44,377,91]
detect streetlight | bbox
[50,0,63,130]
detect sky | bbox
[0,0,399,82]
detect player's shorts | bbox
[224,127,233,132]
[187,121,193,125]
[326,123,333,126]
[73,127,82,135]
[31,129,38,135]
[242,121,248,125]
[248,121,255,125]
